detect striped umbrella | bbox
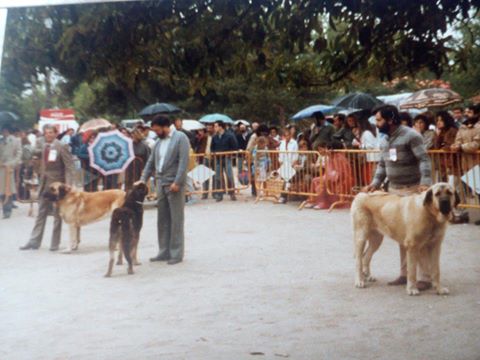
[400,88,462,109]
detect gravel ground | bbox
[1,196,480,360]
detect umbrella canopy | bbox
[0,111,19,124]
[291,105,342,121]
[400,88,463,109]
[199,113,234,124]
[234,119,250,126]
[138,102,181,117]
[332,92,383,110]
[88,130,134,176]
[181,119,205,131]
[79,118,112,133]
[377,93,413,108]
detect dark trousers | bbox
[156,184,185,261]
[29,197,62,248]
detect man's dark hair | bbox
[466,104,480,115]
[269,126,278,132]
[257,124,269,136]
[333,113,346,123]
[313,111,325,121]
[151,115,171,127]
[215,120,226,129]
[413,114,430,127]
[452,106,463,112]
[398,112,413,127]
[374,105,400,125]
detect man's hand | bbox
[361,184,379,193]
[450,144,461,152]
[170,183,180,192]
[133,180,145,186]
[417,185,430,193]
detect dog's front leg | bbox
[62,225,76,253]
[72,226,80,250]
[133,236,141,266]
[116,245,123,265]
[406,245,420,296]
[430,241,449,295]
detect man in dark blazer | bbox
[139,115,190,265]
[20,124,75,251]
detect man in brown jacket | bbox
[20,125,75,251]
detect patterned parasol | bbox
[400,88,462,109]
[79,118,112,133]
[88,130,134,176]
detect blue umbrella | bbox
[199,113,234,124]
[88,130,135,176]
[332,92,383,110]
[291,105,343,121]
[138,102,181,117]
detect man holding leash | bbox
[20,125,75,251]
[138,115,190,265]
[363,105,433,291]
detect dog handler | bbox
[363,105,433,291]
[137,115,190,265]
[20,125,75,251]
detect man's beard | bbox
[377,123,390,135]
[156,131,166,139]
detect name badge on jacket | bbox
[48,149,58,162]
[389,148,397,162]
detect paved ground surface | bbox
[1,196,480,360]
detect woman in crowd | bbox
[434,111,458,150]
[413,114,435,150]
[304,141,353,210]
[351,116,378,185]
[332,113,354,148]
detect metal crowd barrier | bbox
[186,150,251,197]
[11,149,480,212]
[251,150,321,205]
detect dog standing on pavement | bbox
[43,182,125,252]
[105,182,148,277]
[351,182,459,296]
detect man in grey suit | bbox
[138,115,190,265]
[20,125,75,251]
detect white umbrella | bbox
[234,119,250,126]
[182,119,205,131]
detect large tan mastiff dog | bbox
[351,183,459,296]
[44,182,125,252]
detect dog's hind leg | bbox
[105,235,117,277]
[133,235,141,266]
[354,228,368,288]
[362,231,383,282]
[116,245,123,265]
[406,245,420,296]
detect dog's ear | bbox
[423,189,433,207]
[58,184,71,199]
[454,191,460,208]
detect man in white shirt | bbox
[278,126,299,204]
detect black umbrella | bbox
[332,92,383,110]
[138,103,182,117]
[0,111,20,124]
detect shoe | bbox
[230,194,237,201]
[12,203,18,209]
[201,194,208,200]
[150,254,170,262]
[215,196,223,202]
[3,214,11,219]
[20,243,39,250]
[167,258,182,265]
[387,276,407,286]
[49,246,59,252]
[416,281,432,291]
[277,197,286,204]
[475,220,480,226]
[303,203,315,209]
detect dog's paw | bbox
[104,273,111,278]
[365,275,376,282]
[134,261,142,266]
[355,280,366,288]
[128,269,134,275]
[407,287,420,296]
[436,287,450,295]
[116,261,123,266]
[61,249,72,254]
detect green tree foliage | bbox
[1,0,479,124]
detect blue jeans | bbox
[214,157,235,197]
